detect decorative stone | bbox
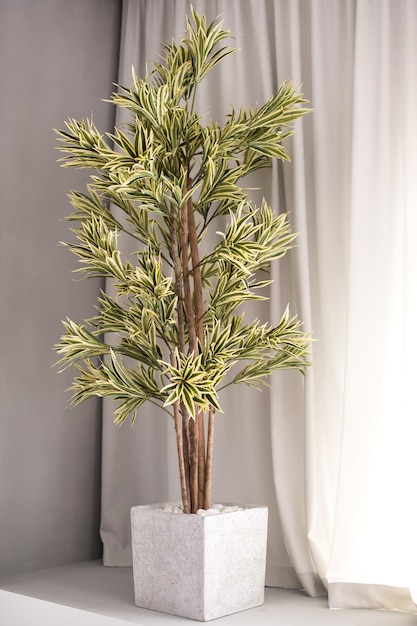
[131,502,268,621]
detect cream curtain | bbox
[100,0,417,612]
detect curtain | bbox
[100,0,417,612]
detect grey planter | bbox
[131,503,268,621]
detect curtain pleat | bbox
[100,0,417,611]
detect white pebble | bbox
[161,503,184,514]
[159,503,245,515]
[201,508,221,516]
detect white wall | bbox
[0,0,121,576]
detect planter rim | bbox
[131,501,267,514]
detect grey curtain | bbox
[100,0,417,611]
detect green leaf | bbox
[55,319,111,369]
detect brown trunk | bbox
[196,410,205,509]
[189,414,200,513]
[170,208,186,354]
[180,199,196,353]
[186,178,206,509]
[170,208,190,510]
[180,184,200,511]
[204,408,215,509]
[173,396,190,514]
[186,182,204,344]
[179,400,191,504]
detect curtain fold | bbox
[100,0,417,612]
[325,0,417,606]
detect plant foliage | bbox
[55,8,312,513]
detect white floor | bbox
[0,560,416,625]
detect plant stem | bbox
[181,401,191,503]
[185,174,206,509]
[196,410,205,509]
[186,180,204,344]
[172,392,190,514]
[180,177,200,511]
[170,206,190,509]
[204,408,215,509]
[170,208,186,353]
[189,414,199,513]
[180,198,197,352]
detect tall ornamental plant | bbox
[55,8,312,514]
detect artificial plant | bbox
[55,8,312,514]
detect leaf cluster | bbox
[54,8,312,426]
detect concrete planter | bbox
[131,503,268,621]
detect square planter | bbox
[131,502,268,621]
